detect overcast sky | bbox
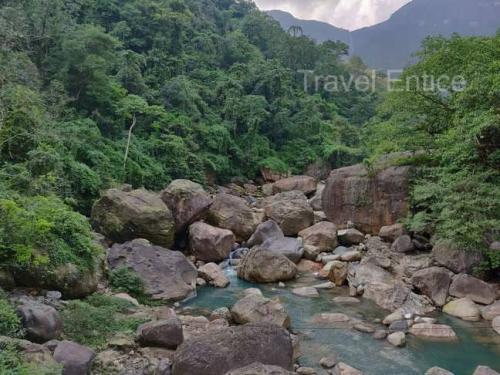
[253,0,412,31]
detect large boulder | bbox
[481,301,500,320]
[432,241,483,274]
[161,179,213,232]
[237,248,297,283]
[379,224,406,242]
[493,316,500,335]
[337,229,364,246]
[322,164,411,234]
[171,323,294,375]
[225,363,294,375]
[299,222,338,260]
[247,220,303,263]
[107,239,197,302]
[443,298,481,321]
[272,176,317,195]
[207,194,264,241]
[189,222,235,262]
[198,263,230,288]
[16,302,62,343]
[408,324,457,340]
[231,294,290,328]
[473,366,500,375]
[448,274,496,305]
[309,183,325,211]
[411,267,453,306]
[264,191,314,236]
[136,317,183,349]
[91,188,175,247]
[391,235,415,253]
[53,340,95,375]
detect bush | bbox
[61,294,146,350]
[0,299,22,338]
[109,267,145,299]
[0,344,61,375]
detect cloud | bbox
[253,0,412,30]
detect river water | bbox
[182,268,500,375]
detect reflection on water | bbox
[182,269,500,375]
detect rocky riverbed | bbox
[1,167,500,374]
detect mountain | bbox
[268,0,500,70]
[266,9,351,45]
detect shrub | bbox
[0,344,62,375]
[0,299,22,338]
[109,267,145,299]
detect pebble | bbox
[387,331,406,347]
[319,354,338,369]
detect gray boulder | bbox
[425,367,454,375]
[189,222,235,262]
[207,194,264,241]
[432,241,483,274]
[198,263,230,288]
[472,366,500,375]
[161,179,212,233]
[91,188,175,247]
[225,363,294,375]
[299,222,338,260]
[272,176,317,195]
[449,274,496,305]
[16,302,62,343]
[411,267,452,306]
[107,239,197,302]
[261,237,304,264]
[247,220,284,247]
[53,340,95,375]
[379,224,406,242]
[137,318,183,349]
[337,228,364,246]
[171,323,294,375]
[237,248,297,283]
[264,191,314,236]
[481,301,500,320]
[231,294,290,328]
[391,235,414,253]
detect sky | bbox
[253,0,413,31]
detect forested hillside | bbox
[0,0,376,214]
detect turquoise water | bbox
[182,269,500,375]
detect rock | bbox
[373,330,387,340]
[414,317,437,324]
[425,367,455,375]
[196,277,207,287]
[313,211,328,224]
[481,301,500,320]
[16,302,62,343]
[297,259,322,273]
[387,332,406,347]
[207,193,264,241]
[327,261,348,286]
[107,239,197,302]
[231,294,290,328]
[262,183,275,196]
[312,281,335,289]
[322,163,411,234]
[261,237,304,264]
[333,297,360,304]
[340,251,362,262]
[391,235,415,253]
[296,367,316,375]
[171,323,294,375]
[272,176,317,195]
[473,366,500,375]
[388,320,409,333]
[244,288,263,297]
[160,179,212,233]
[411,267,452,306]
[299,222,338,260]
[113,293,140,306]
[332,362,364,375]
[189,222,235,262]
[264,191,314,236]
[53,340,95,375]
[237,247,297,283]
[382,311,404,325]
[319,354,338,369]
[209,307,232,322]
[225,363,294,375]
[448,274,496,305]
[198,263,230,288]
[137,318,183,349]
[247,220,284,247]
[353,323,375,334]
[292,287,319,298]
[91,188,175,247]
[492,316,500,335]
[379,224,406,242]
[337,229,364,246]
[408,323,457,340]
[309,183,325,211]
[432,241,483,274]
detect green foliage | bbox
[0,343,62,374]
[365,33,500,270]
[109,267,145,299]
[61,294,145,350]
[0,299,22,338]
[0,194,100,272]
